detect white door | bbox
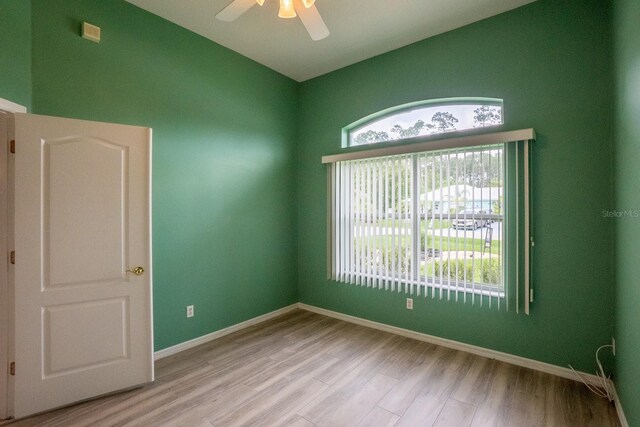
[10,113,153,419]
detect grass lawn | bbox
[353,226,502,256]
[351,222,503,286]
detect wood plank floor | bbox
[3,309,620,426]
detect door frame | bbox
[0,98,27,420]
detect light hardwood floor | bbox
[4,309,620,426]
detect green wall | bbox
[29,0,298,350]
[614,0,640,424]
[298,0,614,372]
[2,0,629,411]
[0,0,32,109]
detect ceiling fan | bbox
[215,0,330,41]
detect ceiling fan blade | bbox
[216,0,257,22]
[294,0,330,41]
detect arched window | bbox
[325,99,535,313]
[344,98,503,147]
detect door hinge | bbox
[529,288,534,303]
[9,251,15,265]
[9,140,15,154]
[9,362,15,376]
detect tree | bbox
[352,130,390,145]
[431,112,459,133]
[390,120,433,139]
[473,106,502,127]
[452,150,502,187]
[492,195,504,215]
[420,150,503,189]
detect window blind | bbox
[325,129,535,312]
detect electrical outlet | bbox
[406,298,413,310]
[612,337,616,356]
[186,305,194,318]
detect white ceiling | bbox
[125,0,537,82]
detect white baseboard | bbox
[610,381,630,427]
[153,304,299,360]
[297,303,605,387]
[0,98,27,113]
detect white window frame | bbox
[324,128,535,314]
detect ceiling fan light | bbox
[278,0,296,18]
[256,0,265,5]
[302,0,315,8]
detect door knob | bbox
[126,266,145,276]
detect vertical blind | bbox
[324,129,535,312]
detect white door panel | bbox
[11,113,153,418]
[45,137,127,287]
[44,297,129,375]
